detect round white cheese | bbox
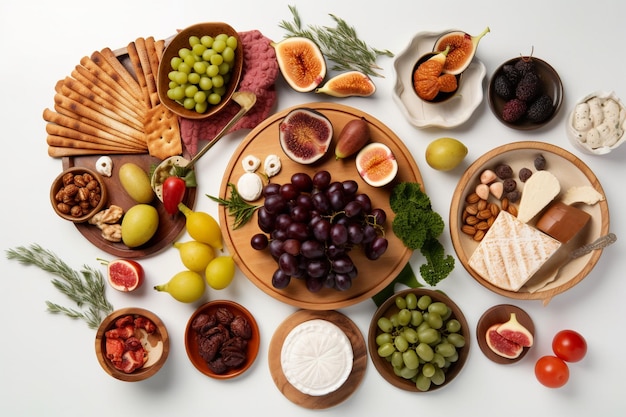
[280,319,353,396]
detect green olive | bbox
[119,163,154,203]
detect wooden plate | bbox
[449,141,610,304]
[63,154,196,258]
[218,102,423,309]
[476,304,535,364]
[268,310,366,409]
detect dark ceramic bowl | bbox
[476,304,535,364]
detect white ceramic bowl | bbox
[566,91,626,155]
[392,30,486,128]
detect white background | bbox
[1,0,625,415]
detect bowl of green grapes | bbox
[368,288,470,392]
[157,22,244,119]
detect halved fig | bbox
[486,323,523,359]
[279,108,333,164]
[433,27,490,75]
[496,313,534,347]
[272,37,326,92]
[315,71,376,97]
[355,142,398,187]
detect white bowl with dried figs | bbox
[449,141,610,305]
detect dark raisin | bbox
[534,154,547,170]
[503,178,517,193]
[495,164,514,179]
[506,190,521,203]
[519,167,533,182]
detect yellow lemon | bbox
[205,256,236,290]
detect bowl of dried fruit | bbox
[95,308,170,382]
[488,56,563,130]
[185,300,260,379]
[50,166,108,223]
[368,288,470,392]
[157,22,244,120]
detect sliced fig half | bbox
[433,27,490,75]
[279,108,333,164]
[272,37,326,92]
[485,323,523,359]
[355,142,398,187]
[315,71,376,97]
[496,313,534,347]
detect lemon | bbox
[178,203,223,250]
[425,137,468,171]
[154,270,205,303]
[174,241,215,272]
[121,204,159,248]
[205,256,236,290]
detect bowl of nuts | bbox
[449,141,610,304]
[50,167,107,223]
[185,300,260,379]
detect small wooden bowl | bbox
[50,167,107,223]
[488,57,563,130]
[411,52,462,103]
[95,308,169,382]
[157,22,244,120]
[476,304,535,364]
[368,288,470,392]
[185,300,260,379]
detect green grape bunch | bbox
[375,292,466,391]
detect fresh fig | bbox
[315,71,376,97]
[496,313,534,347]
[335,117,370,159]
[272,37,326,92]
[279,108,333,164]
[433,26,490,75]
[485,323,523,359]
[355,142,398,187]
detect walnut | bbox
[101,224,122,242]
[89,205,123,226]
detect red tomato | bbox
[552,330,587,362]
[535,355,569,388]
[163,176,187,215]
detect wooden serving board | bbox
[63,154,196,258]
[268,310,366,409]
[218,102,423,310]
[449,141,610,304]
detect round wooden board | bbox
[476,304,535,364]
[63,154,196,258]
[268,309,367,409]
[449,141,610,304]
[218,102,423,309]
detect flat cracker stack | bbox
[43,37,182,160]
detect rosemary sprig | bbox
[278,5,394,77]
[5,244,113,329]
[207,183,259,229]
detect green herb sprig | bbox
[279,5,394,77]
[207,183,260,229]
[5,244,113,329]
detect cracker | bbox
[144,104,182,160]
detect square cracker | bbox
[145,104,182,160]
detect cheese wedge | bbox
[468,211,561,291]
[517,170,561,223]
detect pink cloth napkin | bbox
[179,30,279,155]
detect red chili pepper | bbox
[163,176,187,215]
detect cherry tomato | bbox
[535,355,569,388]
[163,176,187,215]
[552,330,587,363]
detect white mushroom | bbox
[241,155,261,172]
[95,156,113,177]
[264,154,282,177]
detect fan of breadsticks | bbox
[43,37,181,160]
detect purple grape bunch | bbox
[250,170,388,293]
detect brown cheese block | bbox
[535,202,591,243]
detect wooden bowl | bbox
[157,22,243,120]
[185,300,260,379]
[476,304,535,364]
[488,57,563,130]
[368,288,470,392]
[95,308,169,382]
[50,167,107,223]
[449,141,610,305]
[411,52,462,103]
